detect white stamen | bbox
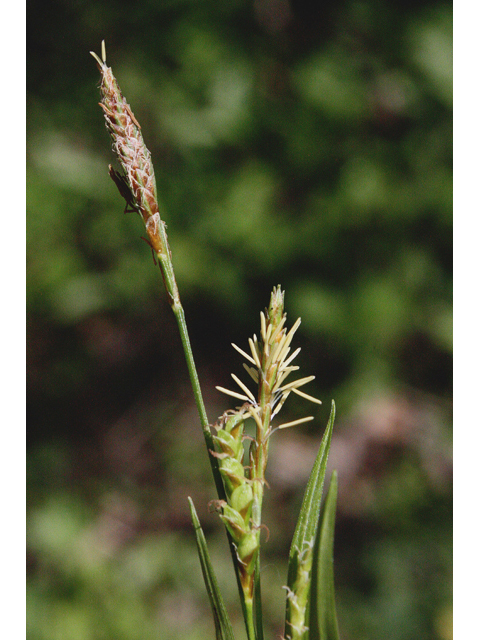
[90,50,104,67]
[270,315,287,343]
[272,366,300,392]
[277,416,314,430]
[248,338,261,368]
[291,388,322,405]
[265,321,273,344]
[243,363,258,383]
[268,332,287,366]
[215,386,251,402]
[231,374,256,403]
[232,342,257,366]
[280,375,315,393]
[272,390,291,417]
[260,312,267,341]
[282,347,301,368]
[279,318,301,357]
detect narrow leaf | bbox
[188,497,236,640]
[309,471,340,640]
[253,556,264,640]
[287,401,335,578]
[284,401,336,636]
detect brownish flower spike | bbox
[90,41,163,254]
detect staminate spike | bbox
[91,39,162,244]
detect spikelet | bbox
[211,407,258,595]
[90,41,164,254]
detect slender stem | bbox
[156,250,222,489]
[244,599,256,640]
[173,304,210,432]
[156,248,255,636]
[253,556,265,640]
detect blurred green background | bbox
[27,0,452,639]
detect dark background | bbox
[27,1,452,638]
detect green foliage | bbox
[189,498,237,640]
[27,1,452,639]
[285,403,337,639]
[309,472,340,640]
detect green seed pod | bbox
[236,530,259,573]
[224,412,245,441]
[213,429,243,461]
[230,483,253,523]
[219,504,247,542]
[219,457,245,495]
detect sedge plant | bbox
[90,41,340,640]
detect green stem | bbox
[156,250,222,492]
[173,305,210,432]
[244,598,257,640]
[156,247,254,636]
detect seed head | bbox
[216,287,322,433]
[90,41,163,252]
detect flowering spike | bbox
[213,287,323,607]
[91,41,164,254]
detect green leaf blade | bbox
[287,400,335,579]
[309,471,340,640]
[188,497,237,640]
[284,400,336,638]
